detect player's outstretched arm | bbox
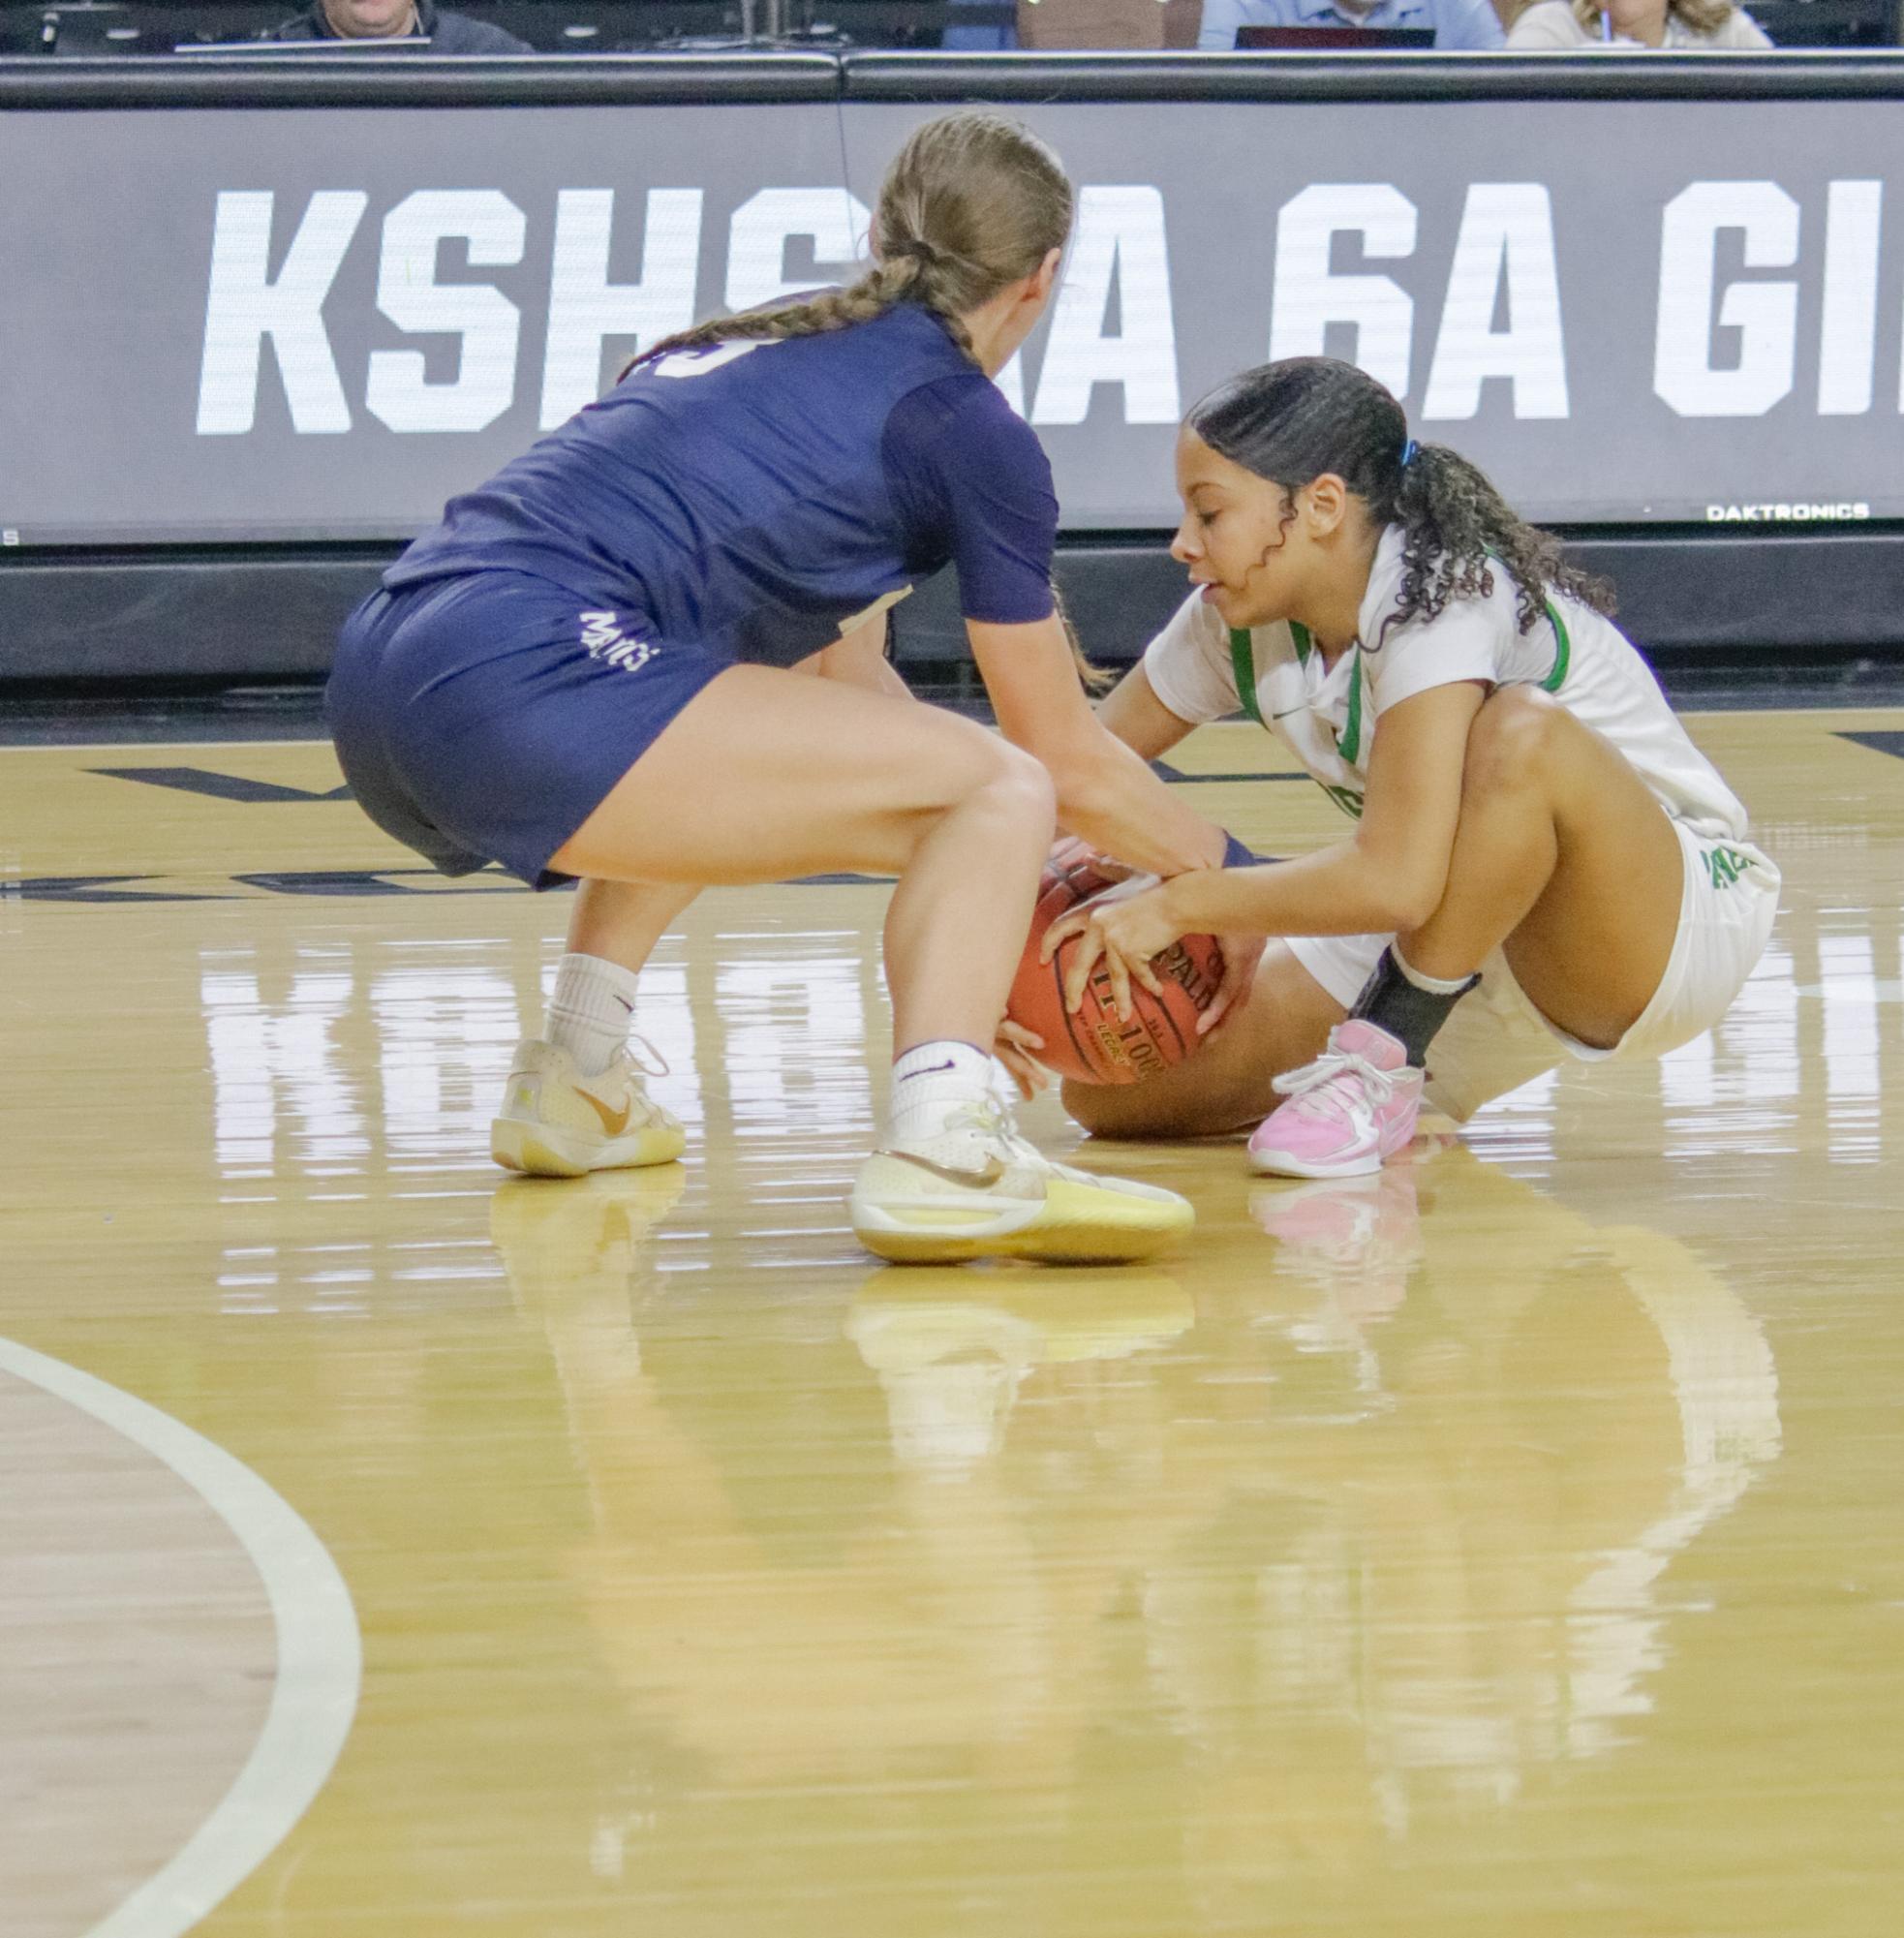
[1045,680,1488,1012]
[1092,661,1200,764]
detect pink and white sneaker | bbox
[1247,1020,1425,1179]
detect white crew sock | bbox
[1392,946,1477,997]
[885,1039,1000,1152]
[545,952,642,1078]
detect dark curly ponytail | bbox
[1187,356,1613,646]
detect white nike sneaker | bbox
[490,1037,687,1178]
[850,1086,1193,1266]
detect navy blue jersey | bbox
[384,301,1059,669]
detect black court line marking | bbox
[1150,761,1310,784]
[1837,731,1904,762]
[234,870,517,898]
[92,766,354,805]
[4,868,895,905]
[0,875,236,904]
[94,758,1297,798]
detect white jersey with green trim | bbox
[1142,525,1751,839]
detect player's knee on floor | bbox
[1059,1078,1161,1139]
[1059,1075,1243,1142]
[1058,951,1338,1142]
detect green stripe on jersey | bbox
[1336,649,1366,766]
[1541,599,1571,692]
[1228,629,1266,725]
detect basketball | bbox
[1006,849,1224,1087]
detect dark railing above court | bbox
[2,44,1904,101]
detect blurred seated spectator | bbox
[1506,0,1771,42]
[1199,0,1504,46]
[272,0,533,49]
[942,0,1017,46]
[1017,0,1202,46]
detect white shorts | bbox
[1287,819,1781,1123]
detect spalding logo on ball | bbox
[1007,849,1224,1087]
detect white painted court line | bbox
[0,1338,361,1938]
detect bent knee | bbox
[928,716,1053,807]
[888,727,1054,867]
[985,738,1057,816]
[950,737,1056,844]
[903,717,1053,817]
[1463,686,1566,798]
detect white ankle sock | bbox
[1392,947,1476,998]
[546,952,642,1078]
[886,1039,998,1151]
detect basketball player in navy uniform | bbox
[327,112,1254,1265]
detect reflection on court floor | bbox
[1,712,1900,1936]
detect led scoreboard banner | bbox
[1,53,1900,545]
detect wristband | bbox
[1221,832,1261,869]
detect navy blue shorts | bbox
[325,569,733,889]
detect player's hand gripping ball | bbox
[1007,846,1224,1086]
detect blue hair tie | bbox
[1399,438,1419,471]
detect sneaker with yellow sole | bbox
[490,1037,687,1178]
[850,1093,1193,1266]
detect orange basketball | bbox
[1007,850,1224,1087]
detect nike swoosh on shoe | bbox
[579,1092,634,1137]
[883,1151,1010,1188]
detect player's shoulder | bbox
[1543,582,1634,671]
[881,363,1046,492]
[885,356,1029,441]
[867,299,984,385]
[1363,531,1520,646]
[1152,585,1229,655]
[1153,592,1302,680]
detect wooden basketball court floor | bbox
[2,704,1901,1938]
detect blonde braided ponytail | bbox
[618,113,1098,688]
[624,110,1072,380]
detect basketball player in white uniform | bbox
[1041,357,1779,1177]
